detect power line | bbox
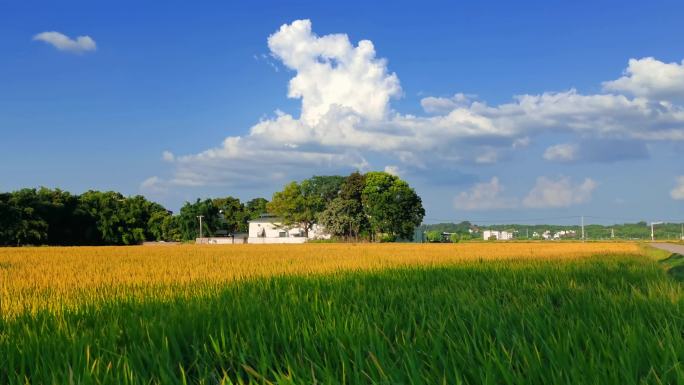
[423,215,684,225]
[423,215,582,224]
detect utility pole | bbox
[197,215,204,239]
[581,216,585,242]
[650,221,663,241]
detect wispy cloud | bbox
[543,140,649,163]
[33,31,96,53]
[453,176,597,211]
[543,144,577,162]
[671,176,684,200]
[453,177,516,211]
[523,176,597,208]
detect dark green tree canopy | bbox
[0,172,429,245]
[245,198,269,220]
[268,171,424,242]
[213,196,248,233]
[267,181,318,236]
[361,172,425,241]
[0,188,168,246]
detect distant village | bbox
[418,221,684,242]
[421,227,579,243]
[481,229,577,241]
[196,218,584,244]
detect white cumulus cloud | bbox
[523,176,597,208]
[267,19,401,125]
[383,165,401,176]
[475,148,498,164]
[144,20,684,193]
[453,177,516,210]
[543,143,577,162]
[162,151,175,162]
[420,93,475,114]
[33,31,96,53]
[671,176,684,200]
[603,57,684,101]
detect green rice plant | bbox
[2,253,684,384]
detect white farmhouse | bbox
[248,216,330,244]
[482,230,514,240]
[553,230,577,240]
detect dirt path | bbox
[650,243,684,255]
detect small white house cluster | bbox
[482,230,514,240]
[539,230,577,240]
[196,215,331,244]
[247,216,330,244]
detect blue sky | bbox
[2,0,683,225]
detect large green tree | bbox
[34,188,94,245]
[0,193,20,246]
[362,172,425,241]
[267,182,317,237]
[4,189,48,245]
[318,172,368,240]
[245,198,269,220]
[302,175,345,207]
[318,197,365,240]
[213,196,248,233]
[79,191,168,245]
[178,199,221,241]
[267,176,345,237]
[147,209,172,241]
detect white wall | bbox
[249,221,306,238]
[499,231,514,240]
[483,230,513,240]
[247,237,308,244]
[196,237,247,244]
[248,220,330,243]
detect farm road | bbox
[650,243,684,255]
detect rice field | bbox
[1,242,683,384]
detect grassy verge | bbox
[2,253,684,384]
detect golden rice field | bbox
[4,242,684,384]
[0,242,641,319]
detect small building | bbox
[196,233,248,245]
[553,230,577,240]
[247,215,330,244]
[482,230,514,241]
[441,232,457,242]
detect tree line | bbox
[419,221,684,241]
[0,171,424,246]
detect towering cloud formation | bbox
[144,20,684,198]
[267,20,401,125]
